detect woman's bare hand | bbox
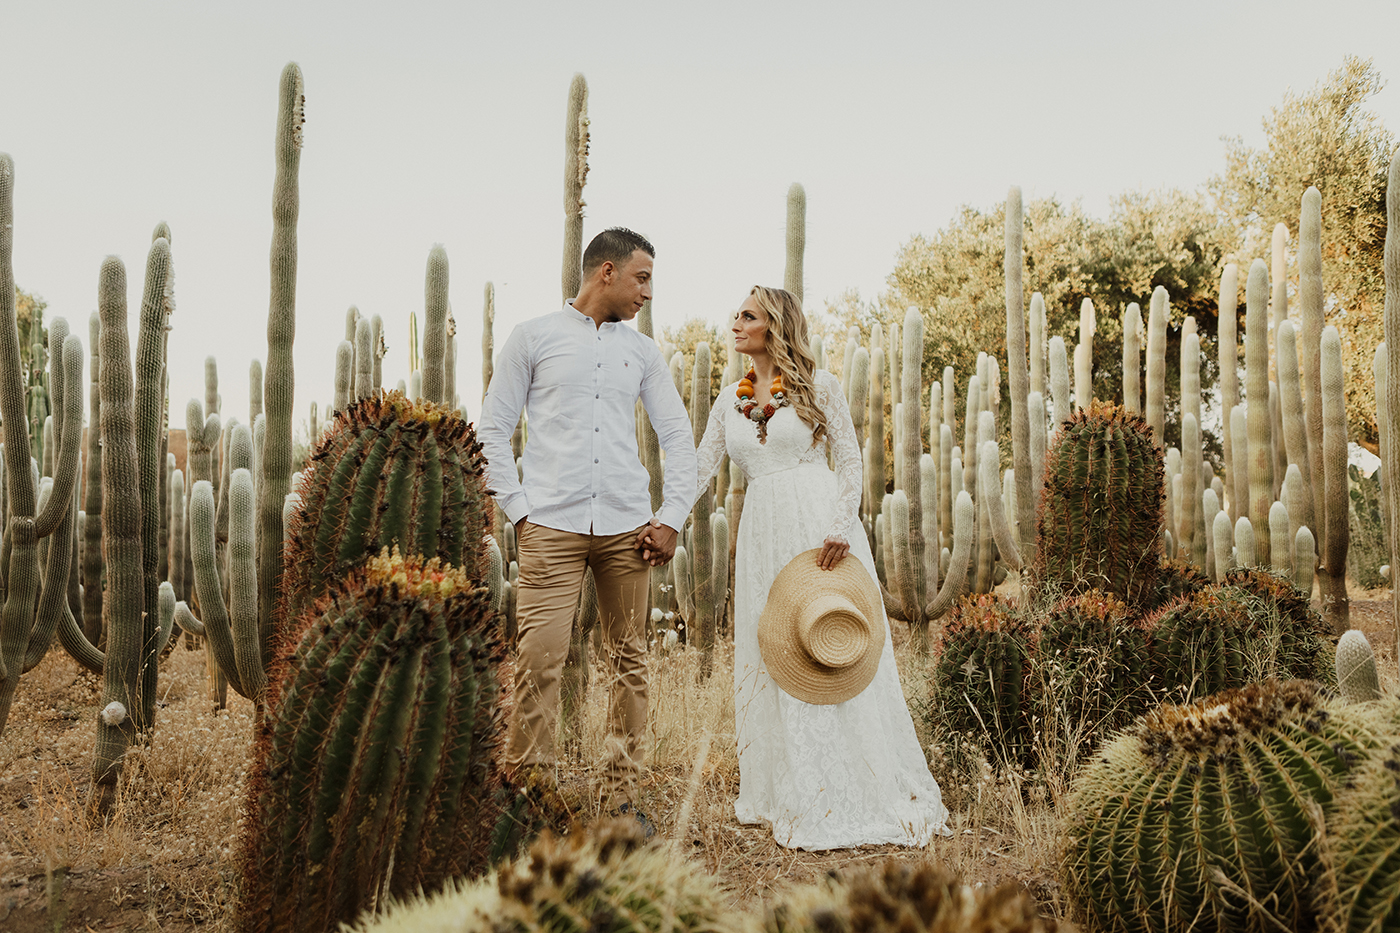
[816,536,849,570]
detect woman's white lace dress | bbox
[696,369,950,850]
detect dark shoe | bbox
[608,801,658,841]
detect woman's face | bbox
[732,295,769,356]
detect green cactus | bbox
[1032,589,1150,758]
[1244,259,1275,567]
[1324,737,1400,932]
[343,818,735,933]
[1031,402,1164,611]
[1048,335,1070,431]
[237,551,506,933]
[282,393,492,624]
[756,859,1055,933]
[930,593,1031,766]
[1276,322,1315,536]
[1320,325,1351,632]
[1384,155,1400,665]
[1218,264,1241,522]
[785,182,805,303]
[1145,557,1211,613]
[254,62,304,687]
[1004,186,1035,573]
[1145,286,1168,447]
[1336,629,1381,704]
[421,245,449,406]
[561,74,588,302]
[82,310,103,645]
[354,316,372,402]
[1062,679,1388,933]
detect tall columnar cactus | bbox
[370,313,384,391]
[421,245,449,407]
[1180,412,1201,568]
[1145,285,1168,446]
[886,487,974,656]
[481,282,495,397]
[1386,152,1400,664]
[334,340,352,413]
[91,256,148,780]
[282,394,492,623]
[785,182,805,303]
[1004,186,1035,572]
[1276,321,1315,538]
[1218,263,1241,521]
[249,357,264,424]
[1062,680,1388,933]
[0,174,87,738]
[1320,324,1350,632]
[353,316,373,402]
[1032,403,1163,611]
[1074,299,1095,412]
[1029,291,1046,397]
[82,310,103,645]
[868,343,886,519]
[1301,187,1328,565]
[1122,302,1141,414]
[561,73,588,303]
[1244,260,1276,568]
[257,61,304,675]
[238,551,506,933]
[1048,335,1070,431]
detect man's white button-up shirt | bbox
[478,303,698,536]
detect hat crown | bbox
[797,593,871,670]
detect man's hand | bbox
[635,519,678,567]
[816,536,850,570]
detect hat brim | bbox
[757,548,885,705]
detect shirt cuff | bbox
[501,495,530,526]
[654,504,689,534]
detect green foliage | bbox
[1213,55,1394,448]
[660,317,727,405]
[1062,680,1387,933]
[1032,403,1165,612]
[239,552,506,933]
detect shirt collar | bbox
[565,301,616,330]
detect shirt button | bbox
[592,493,597,498]
[595,394,599,399]
[595,427,599,432]
[594,458,599,463]
[597,363,601,368]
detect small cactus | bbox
[1336,629,1382,704]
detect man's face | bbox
[603,249,654,322]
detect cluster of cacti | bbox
[1061,679,1392,932]
[237,550,506,933]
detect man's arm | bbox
[478,325,532,525]
[638,344,698,542]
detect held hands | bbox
[636,519,679,567]
[816,536,849,570]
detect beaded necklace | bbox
[735,368,788,442]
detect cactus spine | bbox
[257,61,304,680]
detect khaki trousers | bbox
[505,521,651,808]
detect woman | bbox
[694,285,950,850]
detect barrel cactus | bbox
[930,594,1031,765]
[1327,738,1400,932]
[238,550,506,933]
[283,391,491,620]
[1061,680,1386,933]
[1143,557,1210,613]
[1033,402,1164,611]
[342,818,736,933]
[758,860,1056,932]
[1032,590,1149,757]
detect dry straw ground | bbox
[2,590,1394,931]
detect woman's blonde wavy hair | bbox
[745,285,827,446]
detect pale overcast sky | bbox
[3,0,1399,429]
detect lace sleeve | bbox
[695,384,730,500]
[815,371,862,545]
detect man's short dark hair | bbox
[581,227,655,275]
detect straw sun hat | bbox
[757,548,885,705]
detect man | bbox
[478,227,697,835]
